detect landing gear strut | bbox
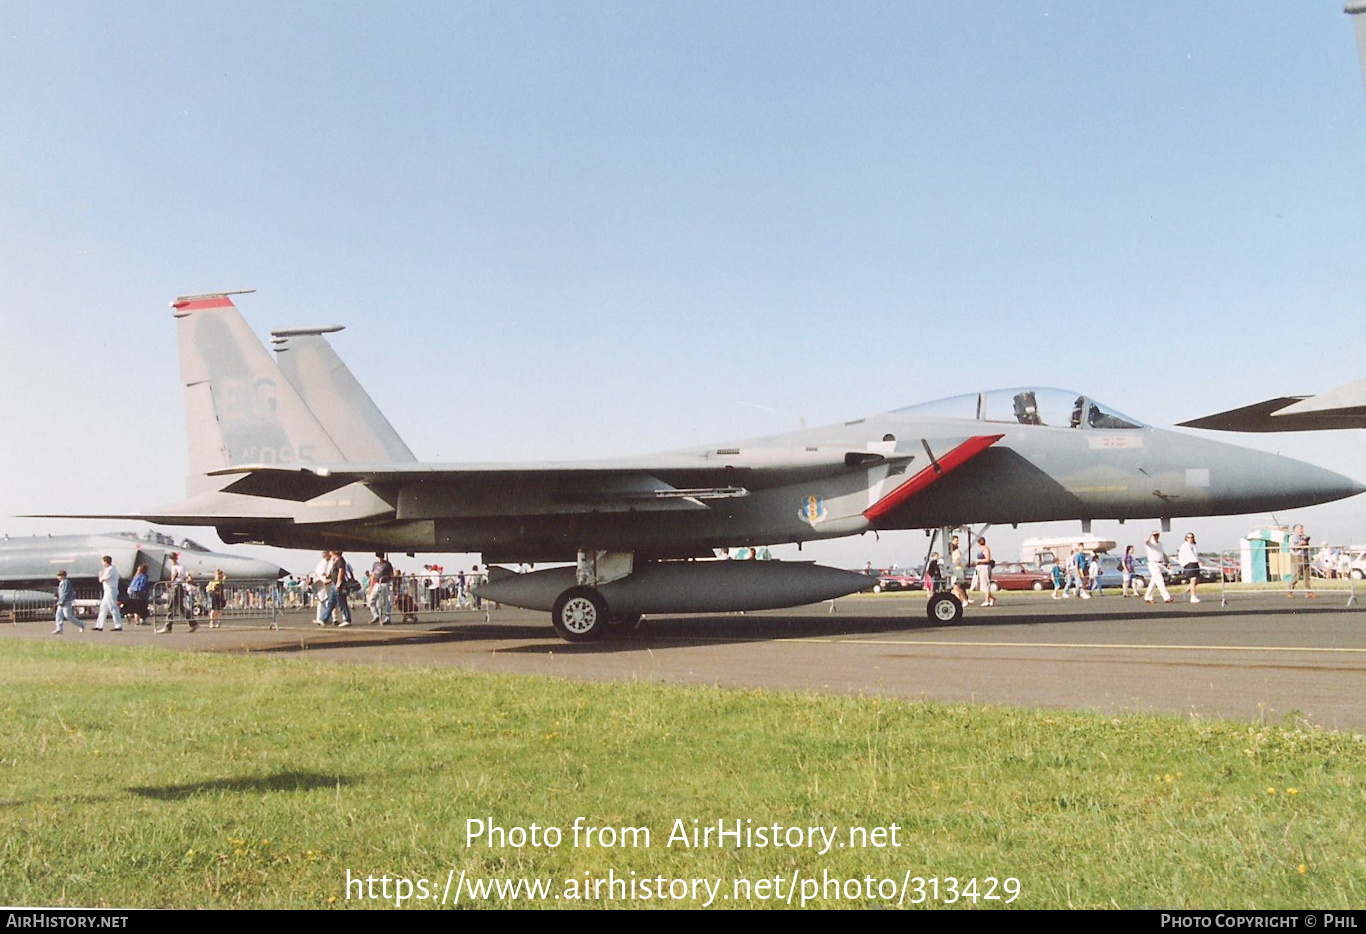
[548,549,638,641]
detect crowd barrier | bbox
[1211,543,1360,608]
[5,573,494,630]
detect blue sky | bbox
[3,2,1366,572]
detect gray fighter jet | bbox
[1179,5,1366,434]
[50,292,1363,639]
[1178,387,1366,433]
[0,530,286,593]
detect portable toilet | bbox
[1241,527,1290,583]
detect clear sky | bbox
[3,1,1366,575]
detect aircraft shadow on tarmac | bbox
[234,599,1363,657]
[488,601,1365,653]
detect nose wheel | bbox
[927,592,963,624]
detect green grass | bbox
[1,640,1363,908]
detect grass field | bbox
[1,639,1363,909]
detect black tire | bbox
[1132,576,1146,590]
[1032,580,1044,591]
[989,581,1001,593]
[550,586,608,642]
[926,593,963,624]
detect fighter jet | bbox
[48,292,1363,639]
[0,530,286,592]
[1178,6,1366,434]
[1178,386,1366,433]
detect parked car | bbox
[863,567,924,593]
[1162,557,1223,585]
[1089,555,1150,591]
[988,562,1052,591]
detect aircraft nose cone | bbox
[1256,459,1364,511]
[1297,467,1364,504]
[1162,430,1366,515]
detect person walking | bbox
[1178,532,1202,604]
[923,552,942,597]
[973,536,997,607]
[52,570,83,634]
[1120,545,1137,597]
[93,555,123,632]
[206,569,227,628]
[157,554,198,633]
[1065,546,1091,600]
[332,551,355,628]
[1287,524,1317,598]
[126,563,152,626]
[314,551,335,626]
[369,552,394,624]
[1050,558,1065,599]
[948,536,971,606]
[164,552,185,626]
[1144,532,1174,604]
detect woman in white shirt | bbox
[1177,533,1202,604]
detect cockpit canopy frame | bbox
[893,388,1144,430]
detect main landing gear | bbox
[550,586,608,642]
[547,588,644,642]
[548,550,644,642]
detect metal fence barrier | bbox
[6,572,499,630]
[150,572,494,629]
[1214,543,1360,608]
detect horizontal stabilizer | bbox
[30,481,395,525]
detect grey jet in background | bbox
[0,530,286,611]
[1179,4,1366,434]
[44,292,1365,639]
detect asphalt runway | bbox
[9,589,1366,730]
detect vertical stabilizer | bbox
[1349,2,1366,103]
[172,292,347,495]
[270,326,417,463]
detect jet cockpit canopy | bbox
[893,388,1145,430]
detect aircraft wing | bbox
[1178,396,1366,432]
[209,448,916,511]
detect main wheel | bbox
[990,581,1001,593]
[1031,580,1044,591]
[926,592,963,624]
[550,586,608,642]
